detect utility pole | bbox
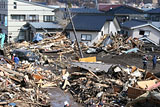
[66,6,84,58]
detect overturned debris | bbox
[60,61,160,106]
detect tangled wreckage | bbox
[0,33,160,106]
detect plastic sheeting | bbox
[32,33,43,43]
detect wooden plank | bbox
[79,57,96,62]
[0,66,24,77]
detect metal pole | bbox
[66,7,84,58]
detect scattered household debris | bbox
[60,61,160,106]
[0,55,57,106]
[2,32,160,107]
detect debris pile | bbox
[104,35,143,53]
[5,33,88,57]
[88,34,144,55]
[62,60,160,106]
[0,56,57,106]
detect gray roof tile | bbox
[121,19,148,29]
[66,14,114,31]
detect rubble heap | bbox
[62,61,160,106]
[0,56,57,106]
[89,34,144,55]
[5,33,88,56]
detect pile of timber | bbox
[5,33,88,56]
[0,56,57,107]
[105,35,144,54]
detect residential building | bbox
[54,8,104,26]
[121,19,160,45]
[65,14,120,46]
[105,5,145,23]
[23,22,62,41]
[0,0,55,42]
[147,7,160,21]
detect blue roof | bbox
[106,5,144,15]
[147,8,160,14]
[58,8,104,14]
[121,19,148,29]
[66,14,114,31]
[29,22,62,29]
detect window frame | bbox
[43,15,54,22]
[29,15,39,22]
[11,14,26,21]
[81,34,92,41]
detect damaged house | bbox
[121,19,160,46]
[65,14,120,46]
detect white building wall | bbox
[109,21,118,35]
[104,22,109,34]
[1,0,55,42]
[69,31,99,46]
[132,25,160,44]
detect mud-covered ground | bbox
[84,51,160,76]
[45,51,160,76]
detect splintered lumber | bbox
[88,70,99,79]
[0,66,24,77]
[94,34,108,47]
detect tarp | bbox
[0,33,5,48]
[32,33,43,43]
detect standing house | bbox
[121,19,160,45]
[0,0,55,42]
[23,22,62,41]
[105,5,145,23]
[53,8,104,26]
[65,14,120,46]
[147,7,160,21]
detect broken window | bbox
[139,30,150,36]
[139,30,145,35]
[81,34,92,41]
